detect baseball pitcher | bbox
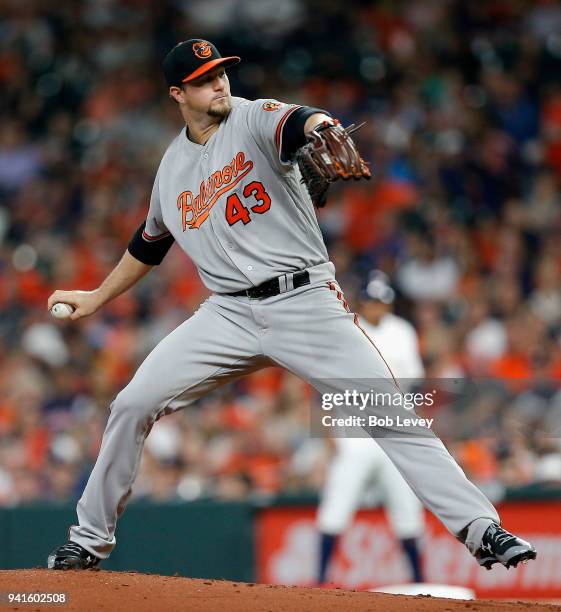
[46,39,536,573]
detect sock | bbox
[319,532,338,583]
[400,537,423,583]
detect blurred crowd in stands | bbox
[1,0,561,507]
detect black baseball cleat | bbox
[47,541,101,570]
[476,524,537,570]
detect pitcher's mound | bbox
[1,570,560,611]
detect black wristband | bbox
[281,106,331,162]
[127,221,175,265]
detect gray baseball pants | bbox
[69,262,498,558]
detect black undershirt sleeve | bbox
[280,106,332,162]
[127,221,175,265]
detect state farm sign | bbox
[256,501,561,599]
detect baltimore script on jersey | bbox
[177,151,254,230]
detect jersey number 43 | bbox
[226,181,271,226]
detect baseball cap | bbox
[163,39,241,87]
[361,271,395,304]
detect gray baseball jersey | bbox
[144,97,329,292]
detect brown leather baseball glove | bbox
[295,120,371,208]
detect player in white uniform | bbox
[46,39,536,572]
[317,272,425,584]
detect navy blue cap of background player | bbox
[163,39,241,87]
[360,271,396,304]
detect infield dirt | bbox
[1,570,560,611]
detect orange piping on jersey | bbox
[327,282,401,391]
[142,229,171,241]
[275,105,301,155]
[354,312,401,392]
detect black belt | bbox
[228,270,310,299]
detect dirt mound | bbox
[0,570,559,611]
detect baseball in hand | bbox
[50,303,74,319]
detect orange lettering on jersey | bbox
[212,171,222,189]
[177,191,195,231]
[176,152,254,230]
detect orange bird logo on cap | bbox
[192,41,212,59]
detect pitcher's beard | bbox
[208,97,231,119]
